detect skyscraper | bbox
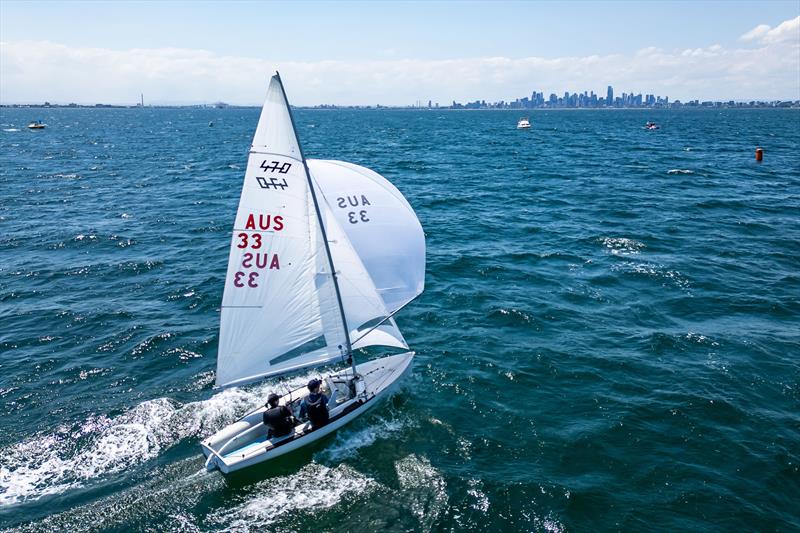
[607,85,614,107]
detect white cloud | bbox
[1,17,798,106]
[763,15,800,43]
[740,23,771,42]
[740,15,800,44]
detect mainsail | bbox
[216,75,422,388]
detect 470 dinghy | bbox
[201,73,425,474]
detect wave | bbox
[467,478,490,512]
[189,454,448,532]
[611,261,691,290]
[73,234,98,243]
[600,237,645,255]
[205,463,376,531]
[12,451,450,532]
[487,307,535,327]
[395,454,449,530]
[46,233,137,251]
[532,514,566,533]
[0,371,323,506]
[7,458,223,532]
[667,169,694,175]
[37,173,83,180]
[646,330,722,355]
[315,414,413,462]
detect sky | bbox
[1,0,799,105]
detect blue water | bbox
[1,107,798,531]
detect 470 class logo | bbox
[256,160,292,190]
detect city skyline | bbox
[5,84,797,110]
[444,85,799,109]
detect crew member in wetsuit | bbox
[263,393,294,439]
[299,378,329,430]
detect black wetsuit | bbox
[300,392,329,430]
[263,405,294,438]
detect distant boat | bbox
[209,121,214,127]
[517,117,531,129]
[644,121,659,130]
[27,120,46,129]
[200,73,425,474]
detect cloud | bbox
[1,17,798,106]
[740,15,800,44]
[740,24,771,42]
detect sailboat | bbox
[201,73,425,474]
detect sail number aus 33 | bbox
[232,212,283,288]
[337,195,371,224]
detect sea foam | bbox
[205,463,376,531]
[0,371,322,506]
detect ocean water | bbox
[0,106,798,532]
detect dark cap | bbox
[307,378,322,390]
[267,393,280,406]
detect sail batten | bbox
[249,151,304,162]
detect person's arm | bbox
[299,400,307,420]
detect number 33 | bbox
[234,271,259,288]
[348,210,369,224]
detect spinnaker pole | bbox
[274,72,357,377]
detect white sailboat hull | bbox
[201,352,413,474]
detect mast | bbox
[274,72,357,376]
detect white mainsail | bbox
[217,76,345,388]
[308,160,425,313]
[216,75,421,389]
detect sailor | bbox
[299,378,329,430]
[263,393,294,439]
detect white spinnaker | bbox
[216,76,345,388]
[308,160,425,313]
[319,192,408,350]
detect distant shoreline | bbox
[2,104,799,110]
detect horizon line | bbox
[3,99,800,109]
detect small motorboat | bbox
[644,121,659,130]
[517,117,531,129]
[27,120,46,129]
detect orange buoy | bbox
[755,148,763,162]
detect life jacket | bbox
[263,405,293,437]
[305,394,329,428]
